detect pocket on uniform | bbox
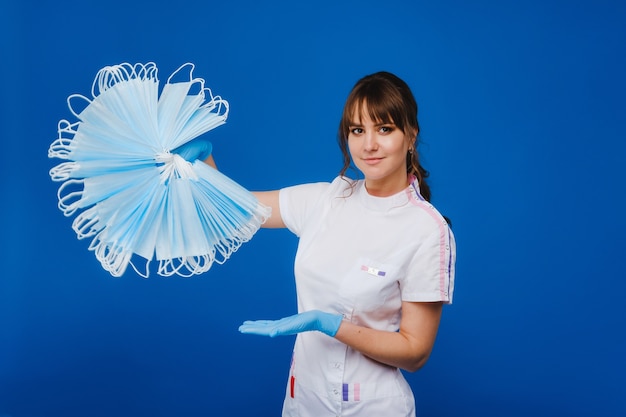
[338,257,402,316]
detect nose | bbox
[363,131,378,151]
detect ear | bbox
[406,129,418,150]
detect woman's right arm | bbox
[201,154,285,229]
[253,191,285,228]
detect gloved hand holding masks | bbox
[172,138,213,162]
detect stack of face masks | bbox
[48,62,270,277]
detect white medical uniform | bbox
[278,176,455,417]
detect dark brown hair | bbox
[337,71,431,202]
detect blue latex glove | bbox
[239,310,343,337]
[171,138,213,162]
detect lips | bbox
[362,157,383,165]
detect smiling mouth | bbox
[362,157,383,165]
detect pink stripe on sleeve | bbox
[407,187,452,301]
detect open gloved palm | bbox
[239,310,343,337]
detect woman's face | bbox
[347,106,411,197]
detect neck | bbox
[364,174,409,197]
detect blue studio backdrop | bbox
[1,1,625,416]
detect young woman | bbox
[234,72,456,416]
[53,62,453,416]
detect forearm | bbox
[334,302,443,372]
[201,155,283,229]
[252,191,285,228]
[333,322,431,372]
[202,154,217,169]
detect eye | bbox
[379,125,395,134]
[350,127,363,135]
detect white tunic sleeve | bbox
[279,181,332,237]
[401,224,456,303]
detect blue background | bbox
[1,1,625,416]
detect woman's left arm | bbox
[334,301,443,372]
